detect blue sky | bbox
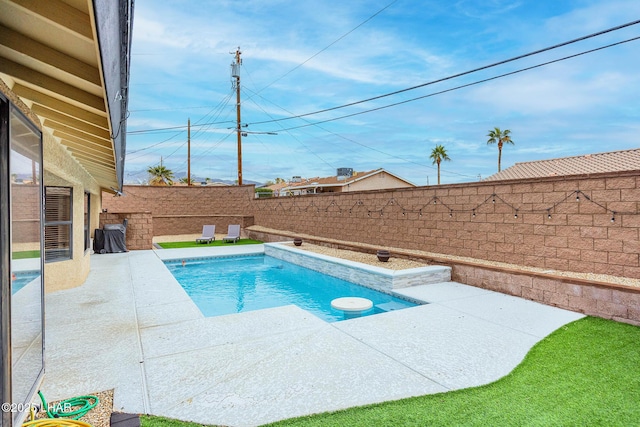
[125,0,640,185]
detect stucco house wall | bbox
[42,124,103,292]
[346,171,413,192]
[2,80,103,292]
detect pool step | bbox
[375,301,411,312]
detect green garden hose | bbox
[23,420,92,427]
[37,391,99,420]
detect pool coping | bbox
[11,257,41,272]
[153,243,265,262]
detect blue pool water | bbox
[12,271,40,294]
[165,255,417,322]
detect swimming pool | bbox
[165,255,418,322]
[12,271,40,294]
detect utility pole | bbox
[231,47,243,185]
[187,118,191,186]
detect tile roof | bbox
[288,169,383,188]
[263,169,415,193]
[484,148,640,181]
[263,182,290,192]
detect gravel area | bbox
[286,243,430,270]
[35,389,113,427]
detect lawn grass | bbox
[11,249,40,259]
[141,317,640,427]
[157,239,263,249]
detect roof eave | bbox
[92,0,134,191]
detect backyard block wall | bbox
[101,185,255,238]
[452,264,640,326]
[99,212,153,250]
[102,174,640,280]
[252,171,640,280]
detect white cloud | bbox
[455,0,523,19]
[126,0,640,186]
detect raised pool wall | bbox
[264,243,451,293]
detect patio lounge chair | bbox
[196,225,216,244]
[223,224,241,243]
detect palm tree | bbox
[147,165,174,186]
[487,127,514,172]
[179,176,193,185]
[429,144,451,185]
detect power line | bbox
[126,131,184,157]
[242,86,336,170]
[127,89,235,136]
[126,90,235,160]
[248,19,640,127]
[126,20,640,142]
[126,120,235,135]
[266,34,640,133]
[188,130,236,164]
[256,0,399,95]
[129,105,232,113]
[243,85,477,178]
[242,64,337,170]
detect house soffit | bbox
[0,0,119,189]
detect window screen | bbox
[84,192,90,252]
[44,186,72,262]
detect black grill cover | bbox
[94,222,127,253]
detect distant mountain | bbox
[125,169,263,186]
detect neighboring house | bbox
[1,1,133,425]
[200,181,230,186]
[172,181,230,186]
[278,168,416,196]
[484,148,640,181]
[262,181,291,196]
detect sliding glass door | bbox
[0,96,44,426]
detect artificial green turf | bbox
[11,250,40,259]
[140,317,640,427]
[157,239,263,249]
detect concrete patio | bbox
[40,246,584,426]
